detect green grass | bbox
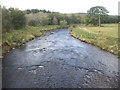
[2,25,61,53]
[70,24,119,57]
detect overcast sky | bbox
[1,0,119,15]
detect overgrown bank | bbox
[2,25,65,54]
[69,24,119,57]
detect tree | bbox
[2,6,12,33]
[48,13,58,25]
[31,9,39,13]
[40,16,49,26]
[8,7,14,11]
[75,15,81,24]
[71,14,78,24]
[52,16,58,25]
[11,9,26,29]
[28,20,37,26]
[60,20,68,28]
[25,9,31,14]
[86,6,109,26]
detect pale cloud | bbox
[1,0,119,15]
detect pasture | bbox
[70,24,119,56]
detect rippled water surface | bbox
[3,29,118,88]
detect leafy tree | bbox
[8,7,14,11]
[71,14,77,24]
[75,15,81,23]
[60,20,68,27]
[25,9,31,14]
[11,9,26,29]
[106,16,118,23]
[86,6,109,26]
[28,20,37,26]
[52,16,58,25]
[48,13,56,25]
[56,14,66,24]
[41,17,49,26]
[2,7,12,33]
[26,12,49,26]
[31,9,39,13]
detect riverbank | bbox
[2,24,119,57]
[2,25,64,54]
[70,24,119,57]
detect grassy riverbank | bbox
[70,24,119,57]
[2,25,62,53]
[2,24,119,58]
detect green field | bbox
[2,25,61,53]
[70,24,119,57]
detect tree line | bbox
[25,9,59,14]
[2,6,119,34]
[25,12,81,26]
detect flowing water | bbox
[3,29,118,88]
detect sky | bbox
[1,0,119,15]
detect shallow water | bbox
[3,29,118,88]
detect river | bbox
[3,29,118,88]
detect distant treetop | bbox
[25,9,59,14]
